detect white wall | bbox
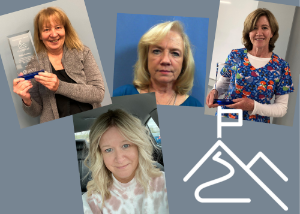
[257,1,295,59]
[209,0,258,81]
[0,0,111,128]
[273,7,300,126]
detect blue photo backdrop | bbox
[114,13,209,106]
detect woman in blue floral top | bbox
[206,8,294,123]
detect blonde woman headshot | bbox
[113,20,202,107]
[82,109,169,214]
[12,7,105,123]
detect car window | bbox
[146,117,161,145]
[75,130,90,143]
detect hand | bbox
[206,89,219,108]
[34,72,59,92]
[226,98,254,111]
[13,73,32,106]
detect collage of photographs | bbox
[0,0,299,213]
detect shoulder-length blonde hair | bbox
[133,21,195,95]
[242,8,279,52]
[85,109,161,201]
[33,7,83,53]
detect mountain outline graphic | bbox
[183,140,288,211]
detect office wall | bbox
[273,7,300,126]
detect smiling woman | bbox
[12,7,105,123]
[113,21,201,106]
[206,8,294,123]
[82,109,169,214]
[99,126,139,184]
[39,17,66,55]
[248,16,273,52]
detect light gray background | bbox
[160,90,299,213]
[0,0,111,129]
[0,0,299,214]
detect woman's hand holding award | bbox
[213,62,238,105]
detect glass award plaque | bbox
[7,30,44,80]
[213,62,238,105]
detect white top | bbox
[246,53,270,68]
[82,172,169,214]
[214,53,289,117]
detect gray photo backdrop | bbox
[0,0,299,214]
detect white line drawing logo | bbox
[217,106,243,138]
[183,107,288,211]
[18,40,27,49]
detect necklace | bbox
[148,87,177,105]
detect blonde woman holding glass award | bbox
[12,7,105,123]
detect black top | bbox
[51,64,93,118]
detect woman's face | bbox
[99,126,139,183]
[249,15,273,51]
[147,30,184,85]
[40,16,65,53]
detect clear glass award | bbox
[7,30,44,80]
[213,62,238,105]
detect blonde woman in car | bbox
[82,109,169,214]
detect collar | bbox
[112,174,137,191]
[243,48,275,60]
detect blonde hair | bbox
[133,21,195,95]
[33,7,83,53]
[85,109,161,202]
[242,8,279,52]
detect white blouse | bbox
[82,172,169,214]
